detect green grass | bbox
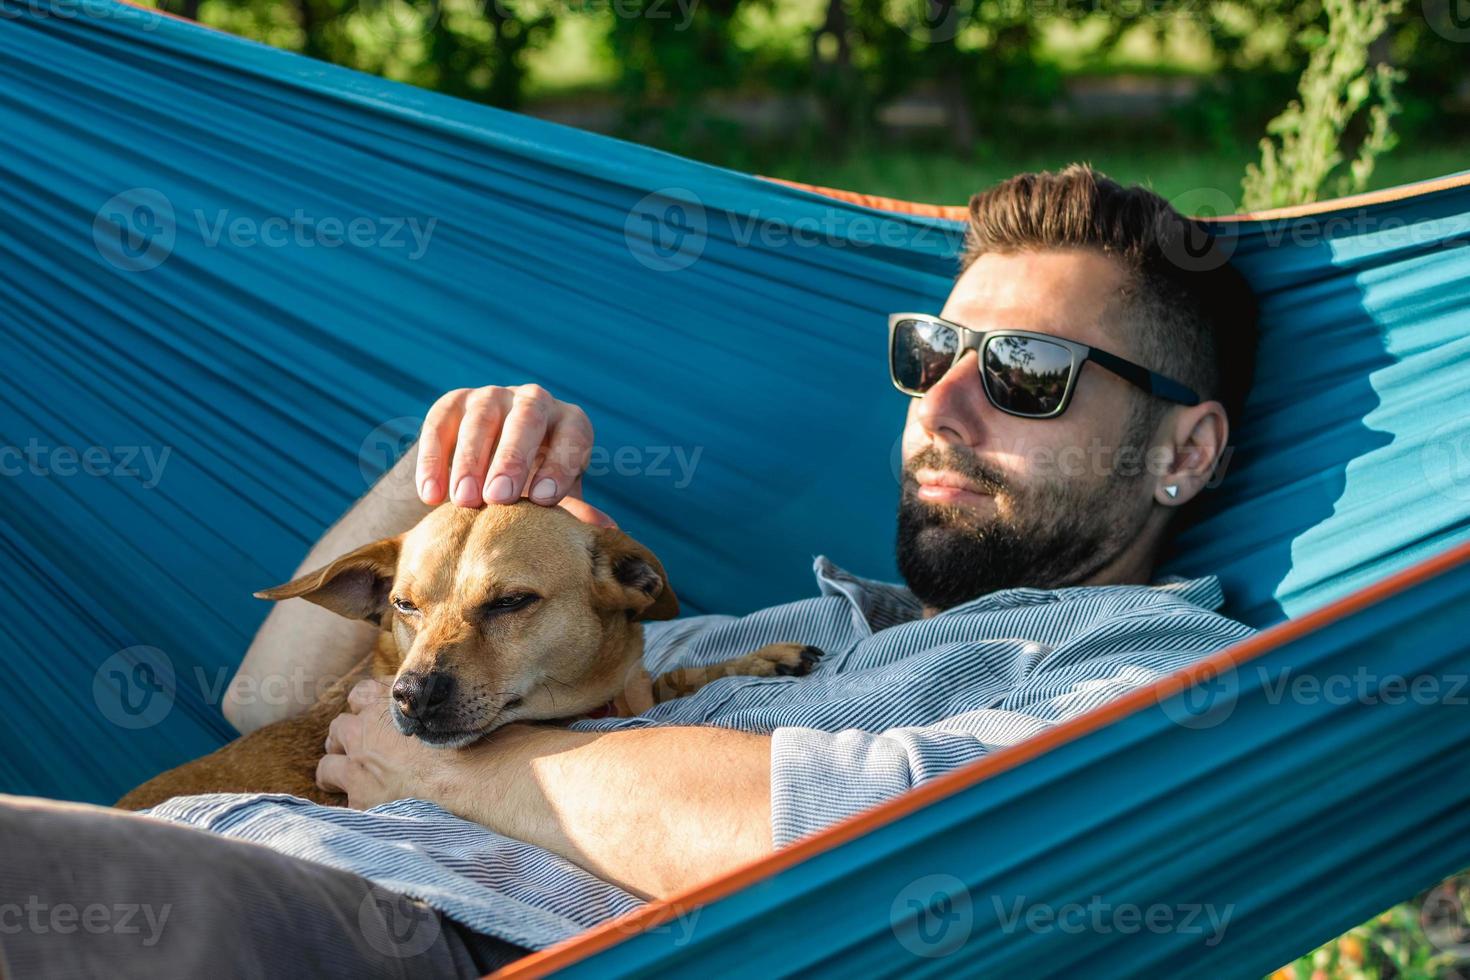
[748,138,1470,211]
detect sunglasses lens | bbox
[891,318,960,393]
[982,335,1074,417]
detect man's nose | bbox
[915,350,990,446]
[392,670,456,721]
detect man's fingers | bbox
[557,496,616,528]
[527,404,594,505]
[417,389,470,505]
[447,389,510,508]
[348,678,389,713]
[484,386,553,504]
[316,753,353,793]
[326,711,363,755]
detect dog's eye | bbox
[484,593,538,615]
[391,597,419,615]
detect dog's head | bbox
[256,501,678,747]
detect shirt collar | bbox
[812,555,1226,632]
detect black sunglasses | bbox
[888,313,1200,419]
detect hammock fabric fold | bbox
[2,1,1468,975]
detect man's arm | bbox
[317,681,773,900]
[224,448,430,733]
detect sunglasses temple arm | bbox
[1086,348,1201,407]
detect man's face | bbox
[897,248,1162,610]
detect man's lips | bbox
[912,469,996,505]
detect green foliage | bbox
[1240,0,1405,210]
[1269,872,1470,980]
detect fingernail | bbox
[531,477,557,502]
[486,474,514,503]
[420,477,440,502]
[453,476,478,505]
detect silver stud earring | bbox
[1164,485,1179,499]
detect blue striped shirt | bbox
[148,556,1254,950]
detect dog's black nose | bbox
[392,670,455,721]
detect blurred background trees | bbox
[151,0,1470,208]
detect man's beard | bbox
[896,440,1146,611]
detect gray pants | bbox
[0,795,529,979]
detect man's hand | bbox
[318,679,776,899]
[317,679,441,809]
[417,384,599,512]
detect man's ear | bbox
[590,527,679,622]
[1154,400,1230,507]
[254,535,403,625]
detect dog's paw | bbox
[749,642,825,677]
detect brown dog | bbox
[118,501,821,810]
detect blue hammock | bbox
[2,1,1469,974]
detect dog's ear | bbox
[591,527,679,622]
[254,535,403,624]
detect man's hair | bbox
[961,164,1259,428]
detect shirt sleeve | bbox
[639,613,739,674]
[769,608,1255,847]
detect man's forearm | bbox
[224,448,431,733]
[434,725,774,900]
